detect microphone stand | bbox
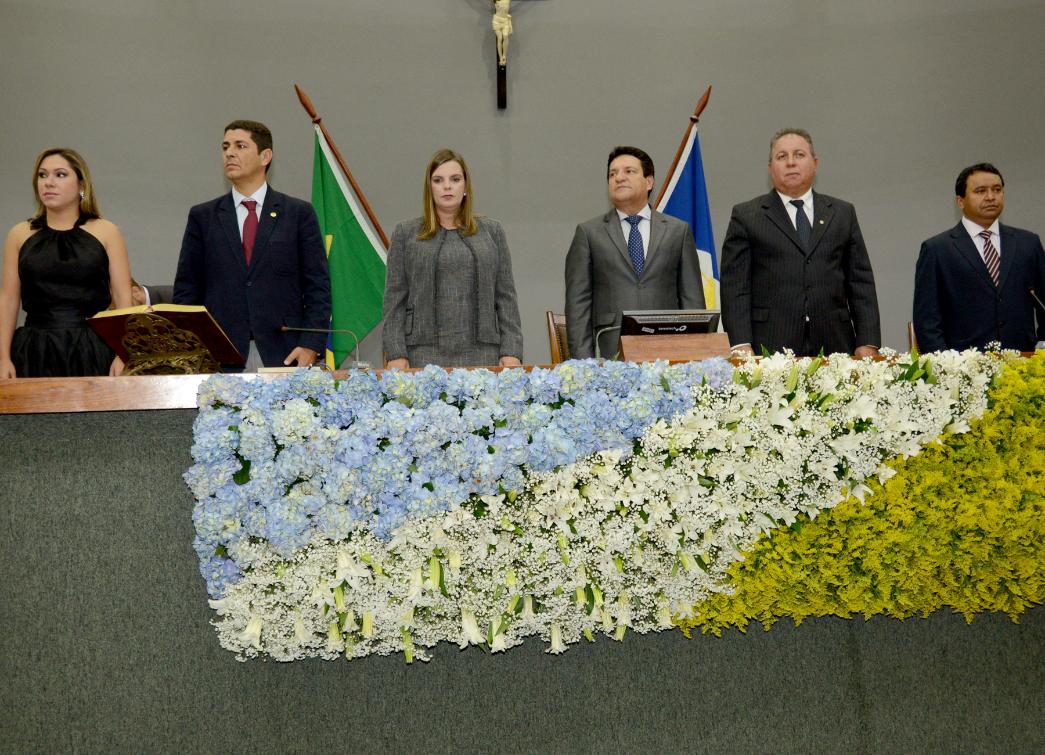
[593,325,621,360]
[1029,289,1045,350]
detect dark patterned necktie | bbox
[979,229,1000,286]
[790,199,811,250]
[626,215,644,276]
[242,199,258,265]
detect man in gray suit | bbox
[720,128,880,357]
[565,146,705,359]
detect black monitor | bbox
[620,309,720,336]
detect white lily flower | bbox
[459,609,484,648]
[405,567,424,602]
[240,617,263,649]
[547,624,567,654]
[325,621,342,653]
[335,549,369,588]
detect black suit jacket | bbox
[913,222,1045,352]
[720,191,881,355]
[173,188,331,366]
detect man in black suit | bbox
[720,128,880,357]
[913,163,1045,352]
[565,146,705,359]
[174,120,330,369]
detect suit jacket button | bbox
[246,281,252,287]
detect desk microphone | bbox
[279,325,369,369]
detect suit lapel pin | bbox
[270,211,278,218]
[818,219,824,225]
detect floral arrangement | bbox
[678,352,1045,635]
[187,351,1009,662]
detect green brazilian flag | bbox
[310,126,387,368]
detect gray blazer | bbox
[564,208,705,359]
[382,216,524,361]
[142,284,174,305]
[720,191,881,356]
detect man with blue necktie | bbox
[720,128,881,358]
[565,145,705,359]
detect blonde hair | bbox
[418,148,478,240]
[30,147,101,223]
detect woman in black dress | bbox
[0,148,133,377]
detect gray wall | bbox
[3,0,1044,363]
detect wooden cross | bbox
[489,0,545,109]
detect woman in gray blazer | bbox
[382,149,524,368]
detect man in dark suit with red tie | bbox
[173,120,330,369]
[913,163,1045,353]
[720,128,881,358]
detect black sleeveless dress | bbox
[11,216,115,377]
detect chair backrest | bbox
[546,311,569,363]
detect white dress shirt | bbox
[231,183,268,239]
[778,188,814,230]
[961,216,1002,262]
[616,205,652,259]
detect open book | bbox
[90,304,245,366]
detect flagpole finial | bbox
[690,85,713,124]
[294,84,322,125]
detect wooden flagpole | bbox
[654,85,712,208]
[294,84,390,249]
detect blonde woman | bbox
[382,149,523,368]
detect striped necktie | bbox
[979,229,1000,286]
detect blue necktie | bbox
[790,199,811,250]
[626,215,644,276]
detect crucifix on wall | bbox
[489,0,544,109]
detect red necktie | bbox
[241,199,258,265]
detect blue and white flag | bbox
[656,128,718,309]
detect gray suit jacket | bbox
[381,216,524,361]
[720,191,880,356]
[564,208,705,359]
[142,284,174,305]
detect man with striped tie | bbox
[913,163,1045,352]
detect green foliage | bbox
[680,354,1045,636]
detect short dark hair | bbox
[607,146,655,197]
[769,128,815,160]
[955,162,1004,197]
[224,119,273,172]
[608,146,654,178]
